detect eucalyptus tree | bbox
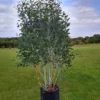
[17,0,74,90]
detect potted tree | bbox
[17,0,74,100]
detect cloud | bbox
[0,0,100,37]
[0,3,19,37]
[62,0,100,37]
[64,6,100,26]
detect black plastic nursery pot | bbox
[40,86,59,100]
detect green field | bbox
[0,44,100,100]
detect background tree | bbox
[93,34,100,43]
[0,38,18,48]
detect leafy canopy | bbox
[17,0,74,68]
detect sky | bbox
[0,0,100,38]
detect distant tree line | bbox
[71,34,100,45]
[0,37,18,48]
[0,34,100,48]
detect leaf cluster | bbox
[17,0,75,68]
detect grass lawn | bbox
[0,44,100,100]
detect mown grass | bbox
[0,44,100,100]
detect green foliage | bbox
[17,0,74,67]
[71,34,100,45]
[0,38,18,48]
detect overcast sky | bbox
[0,0,100,38]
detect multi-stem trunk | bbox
[43,66,47,89]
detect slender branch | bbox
[36,67,44,82]
[48,66,51,85]
[43,66,47,89]
[54,68,61,86]
[51,51,55,85]
[33,65,43,87]
[52,66,57,84]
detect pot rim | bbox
[40,85,59,93]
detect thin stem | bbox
[51,51,55,85]
[43,66,47,89]
[52,67,57,84]
[36,67,44,82]
[54,69,61,86]
[50,62,52,84]
[48,67,50,85]
[33,65,43,87]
